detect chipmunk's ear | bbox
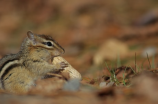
[27,31,36,45]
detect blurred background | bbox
[0,0,158,79]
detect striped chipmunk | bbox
[0,31,68,94]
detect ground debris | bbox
[131,70,158,103]
[93,39,129,65]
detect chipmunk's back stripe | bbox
[0,60,19,79]
[2,63,21,79]
[0,60,21,89]
[0,59,19,72]
[1,63,21,89]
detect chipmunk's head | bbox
[26,31,65,57]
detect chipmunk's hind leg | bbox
[2,67,34,94]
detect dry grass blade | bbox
[146,53,151,69]
[135,52,136,72]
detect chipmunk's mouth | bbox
[50,56,54,63]
[50,55,60,64]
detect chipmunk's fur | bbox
[0,31,68,94]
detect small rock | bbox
[106,82,114,87]
[63,79,80,91]
[99,81,114,88]
[99,82,107,88]
[141,46,157,58]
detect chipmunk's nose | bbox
[61,48,65,54]
[52,48,64,57]
[57,46,65,55]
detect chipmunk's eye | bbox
[46,42,52,46]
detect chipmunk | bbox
[0,31,68,94]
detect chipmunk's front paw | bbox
[56,62,68,71]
